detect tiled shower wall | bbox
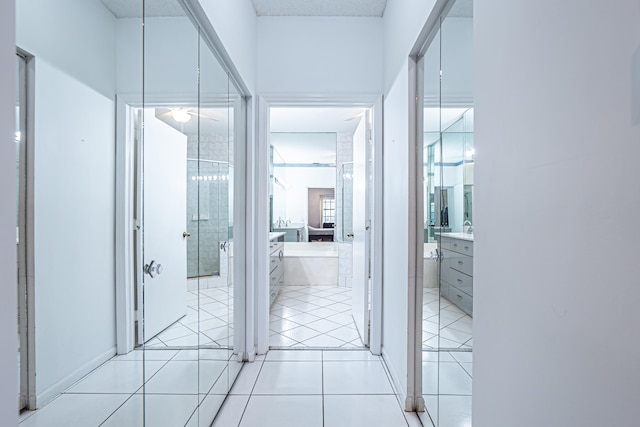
[186,132,231,278]
[337,132,353,288]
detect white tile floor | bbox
[214,349,422,427]
[269,286,365,348]
[147,288,233,348]
[421,350,472,427]
[421,289,473,427]
[422,289,473,350]
[19,348,239,427]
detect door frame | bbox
[115,94,247,356]
[408,0,466,415]
[254,94,384,355]
[15,48,37,411]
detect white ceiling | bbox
[100,0,185,18]
[270,107,366,133]
[271,133,337,164]
[252,0,387,17]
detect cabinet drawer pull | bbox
[456,293,463,299]
[464,246,469,250]
[457,279,463,283]
[453,243,458,247]
[458,261,464,265]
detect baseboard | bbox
[35,346,116,408]
[381,347,409,411]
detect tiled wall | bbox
[186,132,232,278]
[337,132,353,287]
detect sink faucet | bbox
[463,220,473,234]
[285,219,291,226]
[276,217,285,228]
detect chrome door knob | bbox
[144,260,159,278]
[346,232,354,238]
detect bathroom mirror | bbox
[269,132,337,242]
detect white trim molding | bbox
[253,94,383,355]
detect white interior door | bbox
[142,108,187,341]
[351,111,371,346]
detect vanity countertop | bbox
[273,223,305,230]
[440,232,474,242]
[269,232,286,241]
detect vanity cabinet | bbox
[269,235,285,305]
[440,234,473,315]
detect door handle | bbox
[220,241,228,252]
[144,260,163,278]
[183,231,191,238]
[346,232,354,238]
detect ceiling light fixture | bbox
[172,108,191,123]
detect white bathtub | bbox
[283,242,338,286]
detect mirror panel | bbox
[421,1,474,426]
[140,2,201,425]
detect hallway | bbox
[213,350,421,427]
[18,349,421,426]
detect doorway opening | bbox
[119,101,237,351]
[265,105,377,350]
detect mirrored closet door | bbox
[418,0,474,426]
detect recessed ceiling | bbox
[252,0,387,17]
[100,0,186,18]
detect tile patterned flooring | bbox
[422,289,473,427]
[147,287,234,348]
[19,348,240,427]
[422,350,473,427]
[19,285,471,426]
[269,286,365,348]
[422,288,473,350]
[214,349,422,427]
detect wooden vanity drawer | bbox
[444,250,472,276]
[446,268,473,296]
[448,287,473,315]
[449,239,473,256]
[270,248,284,272]
[269,241,284,255]
[270,262,283,285]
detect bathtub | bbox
[283,242,338,286]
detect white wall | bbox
[257,16,383,94]
[380,65,412,402]
[0,0,18,424]
[383,0,436,94]
[199,0,257,95]
[380,0,436,405]
[474,1,640,426]
[16,0,118,406]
